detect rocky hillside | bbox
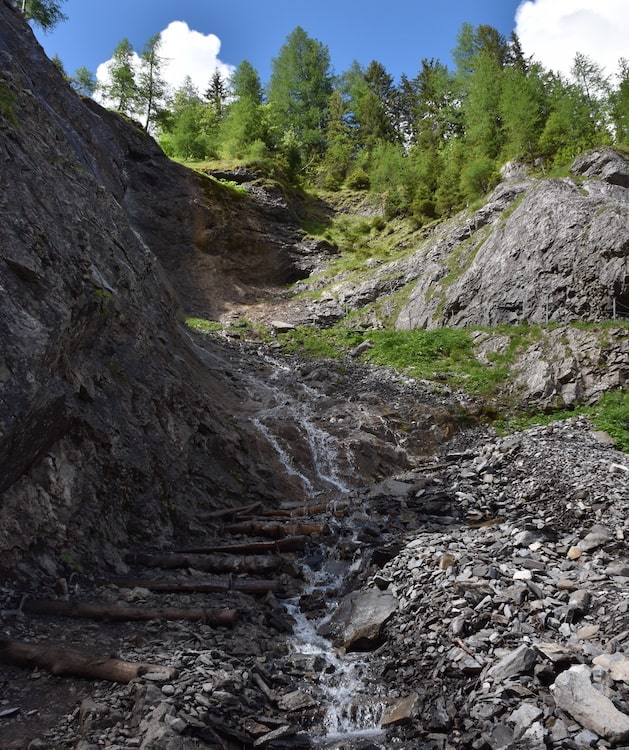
[0,4,628,750]
[0,1,464,575]
[294,151,629,331]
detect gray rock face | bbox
[472,325,628,410]
[398,159,629,329]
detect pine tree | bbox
[267,26,333,162]
[137,33,167,131]
[611,59,629,143]
[105,38,138,116]
[205,70,228,119]
[220,61,268,157]
[71,67,97,97]
[21,0,66,31]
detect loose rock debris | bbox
[0,416,627,749]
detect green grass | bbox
[185,317,224,334]
[279,325,520,397]
[499,389,629,452]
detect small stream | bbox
[248,352,398,747]
[283,552,388,748]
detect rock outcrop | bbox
[295,150,629,334]
[399,152,629,329]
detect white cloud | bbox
[515,0,629,79]
[96,20,235,103]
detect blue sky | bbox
[35,0,628,94]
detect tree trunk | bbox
[175,535,307,555]
[22,598,238,626]
[106,577,285,596]
[0,637,177,684]
[222,521,327,539]
[128,552,284,574]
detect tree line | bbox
[59,19,629,224]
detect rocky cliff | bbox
[0,1,461,575]
[400,151,629,329]
[298,151,629,331]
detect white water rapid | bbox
[285,557,387,748]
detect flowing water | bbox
[250,352,390,746]
[284,556,388,748]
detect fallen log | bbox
[106,577,284,596]
[128,552,284,575]
[251,501,349,519]
[222,521,327,539]
[175,535,307,555]
[0,637,177,684]
[21,598,238,626]
[197,501,261,523]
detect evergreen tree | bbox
[71,66,97,97]
[364,60,400,140]
[318,89,354,188]
[220,61,269,157]
[499,63,548,162]
[205,70,228,118]
[158,77,216,160]
[267,26,333,162]
[611,59,629,143]
[538,73,604,163]
[462,48,504,160]
[137,33,167,131]
[571,52,612,133]
[21,0,66,31]
[105,38,138,115]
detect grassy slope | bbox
[182,165,629,450]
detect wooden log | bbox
[106,577,283,596]
[221,521,327,539]
[21,598,238,626]
[253,502,349,521]
[197,501,261,522]
[0,637,176,684]
[129,552,284,575]
[175,535,308,555]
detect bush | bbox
[345,168,370,190]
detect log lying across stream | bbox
[21,598,239,626]
[105,577,288,596]
[175,535,308,555]
[221,521,328,539]
[128,552,288,575]
[0,637,177,684]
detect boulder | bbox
[552,665,629,744]
[319,588,398,650]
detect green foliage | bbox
[593,390,629,452]
[71,66,97,97]
[149,20,628,209]
[460,157,500,201]
[104,38,138,114]
[500,389,629,453]
[137,33,167,131]
[22,0,66,31]
[185,317,223,334]
[0,81,17,127]
[267,26,333,165]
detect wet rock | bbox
[320,588,398,650]
[552,665,629,744]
